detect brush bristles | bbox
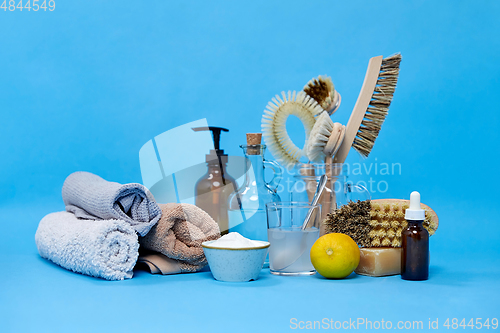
[381,237,392,246]
[353,53,402,157]
[323,200,372,247]
[303,75,335,111]
[324,198,437,248]
[369,198,405,247]
[261,91,323,165]
[306,111,334,162]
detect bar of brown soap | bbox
[355,247,402,277]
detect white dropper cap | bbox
[404,191,425,221]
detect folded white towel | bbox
[35,212,139,281]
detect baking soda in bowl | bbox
[202,232,270,282]
[206,232,268,249]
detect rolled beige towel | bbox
[138,203,221,274]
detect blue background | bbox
[1,1,499,332]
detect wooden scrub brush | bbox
[261,91,324,166]
[333,54,402,162]
[324,199,439,248]
[303,75,341,115]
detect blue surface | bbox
[1,1,499,332]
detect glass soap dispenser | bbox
[228,133,282,243]
[194,126,238,235]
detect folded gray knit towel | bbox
[35,212,140,281]
[62,171,161,236]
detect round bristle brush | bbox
[303,75,341,115]
[306,111,346,162]
[261,91,324,166]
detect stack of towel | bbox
[35,171,221,281]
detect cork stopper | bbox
[246,133,262,155]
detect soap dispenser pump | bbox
[193,126,237,235]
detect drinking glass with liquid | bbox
[266,202,321,276]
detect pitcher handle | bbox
[263,160,282,192]
[345,183,371,202]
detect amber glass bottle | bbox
[401,191,429,281]
[195,159,237,235]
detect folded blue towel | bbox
[35,212,139,281]
[62,171,161,236]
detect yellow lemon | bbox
[310,233,360,279]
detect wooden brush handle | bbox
[299,164,316,203]
[317,156,333,236]
[333,55,383,164]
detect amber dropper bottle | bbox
[401,191,429,281]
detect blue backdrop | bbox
[1,1,499,332]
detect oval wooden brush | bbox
[369,199,438,247]
[324,199,438,248]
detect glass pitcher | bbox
[228,144,282,243]
[291,163,370,236]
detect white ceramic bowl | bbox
[202,240,270,282]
